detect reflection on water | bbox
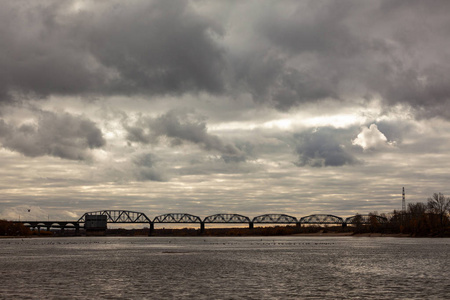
[0,237,449,299]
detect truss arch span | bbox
[345,214,388,225]
[78,210,151,223]
[153,213,202,223]
[252,214,298,224]
[300,214,344,224]
[203,214,251,223]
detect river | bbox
[0,236,449,299]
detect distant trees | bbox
[352,214,363,233]
[368,212,383,232]
[406,202,428,235]
[427,193,450,229]
[377,192,450,236]
[0,220,31,236]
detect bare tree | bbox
[352,214,363,233]
[407,202,428,235]
[427,193,450,228]
[408,202,427,218]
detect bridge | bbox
[18,210,387,234]
[20,221,81,234]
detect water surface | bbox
[0,236,448,299]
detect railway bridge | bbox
[18,210,387,234]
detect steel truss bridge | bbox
[18,210,387,233]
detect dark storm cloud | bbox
[249,0,450,114]
[293,127,360,167]
[0,111,105,160]
[0,0,224,102]
[260,1,362,56]
[82,1,225,95]
[2,0,450,117]
[229,47,337,110]
[381,66,450,118]
[0,1,107,101]
[375,119,415,144]
[125,110,245,160]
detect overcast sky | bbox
[1,0,450,221]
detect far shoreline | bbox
[292,232,413,237]
[1,232,446,238]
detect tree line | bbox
[0,220,31,236]
[358,192,450,236]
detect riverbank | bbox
[0,231,440,238]
[292,231,412,237]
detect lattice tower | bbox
[402,187,406,211]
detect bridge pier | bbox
[200,222,205,233]
[249,222,253,229]
[296,222,301,228]
[149,222,154,236]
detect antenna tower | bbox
[402,187,406,211]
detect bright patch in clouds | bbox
[353,124,394,150]
[263,118,293,130]
[302,114,366,128]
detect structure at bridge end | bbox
[85,215,107,232]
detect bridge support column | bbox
[45,222,52,232]
[200,222,205,234]
[249,222,253,229]
[149,222,154,236]
[75,223,80,235]
[37,226,41,235]
[296,222,301,228]
[342,223,347,228]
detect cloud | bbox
[0,1,109,102]
[0,0,224,103]
[294,127,360,167]
[352,124,394,151]
[0,110,105,160]
[2,0,450,219]
[83,1,225,95]
[239,0,450,115]
[259,1,364,56]
[0,205,49,221]
[125,109,245,161]
[375,119,412,144]
[132,153,167,182]
[1,0,450,119]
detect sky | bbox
[1,0,450,222]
